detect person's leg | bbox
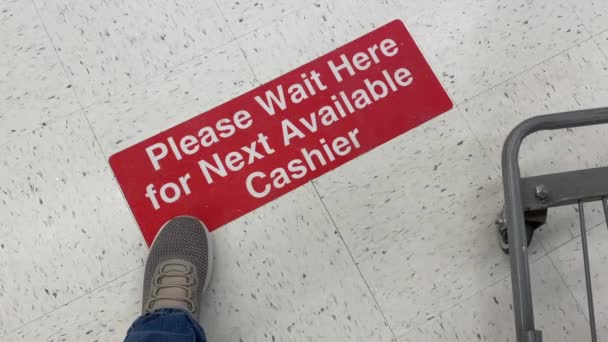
[124,308,206,342]
[124,216,213,342]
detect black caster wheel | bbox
[497,208,536,255]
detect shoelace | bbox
[146,261,196,313]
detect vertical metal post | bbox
[503,128,537,342]
[579,202,597,342]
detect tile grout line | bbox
[545,250,590,324]
[310,182,399,342]
[213,0,260,84]
[0,108,81,150]
[573,6,593,38]
[55,0,317,113]
[547,215,605,322]
[588,31,608,63]
[543,219,606,255]
[29,0,109,159]
[572,6,608,64]
[215,0,317,86]
[30,0,237,123]
[30,0,315,160]
[29,0,75,101]
[393,93,552,334]
[91,39,236,108]
[0,265,144,338]
[454,32,603,107]
[594,36,608,62]
[31,0,151,248]
[403,270,514,335]
[23,5,150,338]
[544,200,608,324]
[31,0,152,249]
[21,0,319,144]
[543,204,608,322]
[30,0,88,114]
[451,103,555,261]
[453,105,501,174]
[216,1,399,338]
[26,0,98,150]
[400,249,554,337]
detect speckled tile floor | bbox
[2,0,608,341]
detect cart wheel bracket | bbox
[496,207,547,255]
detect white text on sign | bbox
[143,37,414,208]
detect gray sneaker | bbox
[142,216,213,316]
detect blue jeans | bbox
[124,308,207,342]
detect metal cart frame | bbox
[501,107,608,342]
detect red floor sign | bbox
[110,19,453,245]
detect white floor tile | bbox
[3,270,142,341]
[398,0,589,103]
[550,224,608,338]
[403,256,590,342]
[217,0,313,38]
[238,1,413,83]
[33,0,233,106]
[313,109,544,335]
[200,184,394,342]
[86,42,256,156]
[569,0,608,35]
[460,39,608,251]
[0,113,146,334]
[4,185,396,342]
[0,0,79,145]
